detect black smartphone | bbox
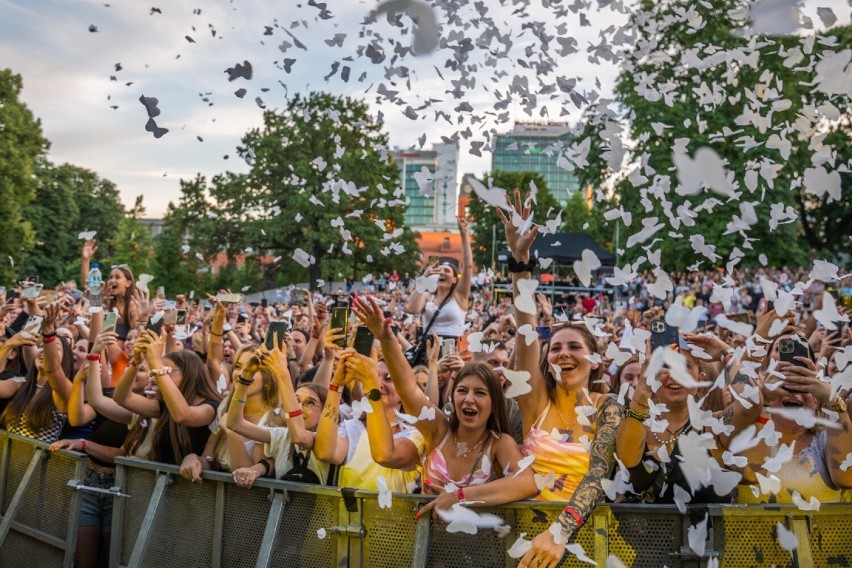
[330,307,349,347]
[237,313,247,325]
[176,309,187,325]
[265,321,287,351]
[650,319,680,351]
[261,298,268,308]
[147,316,164,335]
[779,337,810,368]
[353,326,374,357]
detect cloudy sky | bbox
[0,0,847,217]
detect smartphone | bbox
[261,298,268,308]
[650,319,680,351]
[176,309,187,325]
[329,306,348,344]
[21,283,44,299]
[156,286,165,297]
[103,312,118,333]
[441,338,456,358]
[217,293,245,304]
[265,321,287,351]
[147,312,165,335]
[22,315,43,336]
[353,326,375,357]
[237,313,247,325]
[163,310,177,326]
[779,336,810,368]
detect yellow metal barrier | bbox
[1,430,851,568]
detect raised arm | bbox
[313,355,350,466]
[520,396,622,568]
[206,295,227,382]
[454,216,473,310]
[41,304,73,403]
[405,260,438,315]
[68,362,97,427]
[86,331,135,424]
[80,238,96,290]
[352,295,444,444]
[143,330,215,427]
[113,332,160,419]
[0,334,36,398]
[497,189,545,414]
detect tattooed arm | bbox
[519,395,622,568]
[312,360,350,466]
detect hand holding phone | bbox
[354,326,375,357]
[103,312,118,333]
[330,307,349,347]
[265,321,287,351]
[650,319,680,351]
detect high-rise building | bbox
[393,142,458,228]
[491,122,581,205]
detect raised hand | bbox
[81,239,97,261]
[496,188,539,261]
[351,295,392,340]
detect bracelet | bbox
[42,331,57,339]
[626,405,650,422]
[456,487,465,501]
[86,354,100,362]
[563,506,584,527]
[210,331,224,337]
[234,398,247,404]
[328,384,341,393]
[43,335,57,344]
[755,415,768,425]
[128,359,139,368]
[506,255,538,274]
[80,440,88,453]
[236,375,254,386]
[287,357,298,362]
[150,367,174,377]
[286,408,303,419]
[257,459,272,478]
[312,335,321,340]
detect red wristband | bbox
[44,336,57,344]
[287,408,304,419]
[755,415,769,425]
[87,354,101,362]
[312,335,321,340]
[80,440,88,453]
[456,487,465,501]
[328,384,341,393]
[564,506,583,527]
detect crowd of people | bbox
[1,193,850,568]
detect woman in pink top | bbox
[352,296,537,518]
[499,190,622,568]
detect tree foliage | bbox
[467,170,559,269]
[0,69,48,283]
[157,92,421,291]
[572,1,851,270]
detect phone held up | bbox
[265,321,287,351]
[650,319,680,351]
[353,326,375,357]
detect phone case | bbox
[330,307,349,347]
[354,327,374,357]
[650,319,680,350]
[265,321,287,351]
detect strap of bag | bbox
[412,282,457,359]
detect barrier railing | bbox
[1,430,851,568]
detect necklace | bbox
[453,432,486,459]
[651,422,691,448]
[553,400,580,431]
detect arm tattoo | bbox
[720,404,734,426]
[322,403,339,423]
[558,396,622,535]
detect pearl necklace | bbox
[651,422,691,448]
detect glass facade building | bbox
[491,123,581,205]
[393,143,458,229]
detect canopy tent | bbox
[496,231,616,267]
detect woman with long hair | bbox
[112,330,221,465]
[405,217,473,341]
[353,296,537,516]
[499,190,622,568]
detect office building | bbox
[393,142,459,228]
[491,122,581,205]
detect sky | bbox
[0,0,848,218]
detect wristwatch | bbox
[366,388,382,402]
[823,396,847,414]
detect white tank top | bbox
[422,296,466,337]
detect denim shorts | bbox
[77,469,115,529]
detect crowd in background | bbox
[1,198,851,568]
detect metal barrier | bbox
[1,430,851,568]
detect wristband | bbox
[80,440,88,454]
[563,506,583,527]
[43,335,57,344]
[236,375,254,386]
[506,256,538,273]
[234,398,247,404]
[257,459,272,478]
[312,335,321,340]
[755,415,768,425]
[456,487,465,501]
[210,331,224,337]
[626,405,650,422]
[150,367,174,378]
[286,408,303,419]
[42,331,57,339]
[328,384,341,393]
[87,354,101,362]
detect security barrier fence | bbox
[1,431,850,567]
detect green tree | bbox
[66,165,125,261]
[0,69,48,283]
[576,1,851,270]
[208,92,420,289]
[467,171,560,269]
[561,190,614,251]
[19,159,80,285]
[108,195,154,276]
